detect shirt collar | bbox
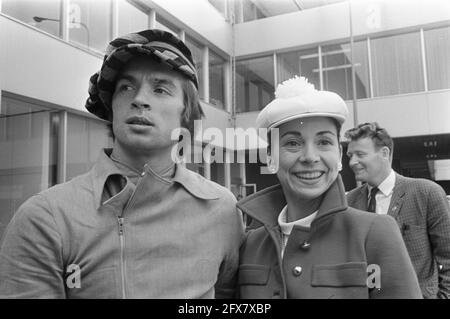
[278,205,318,235]
[90,149,220,208]
[369,169,396,197]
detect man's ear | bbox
[381,146,390,160]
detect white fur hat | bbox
[256,76,348,130]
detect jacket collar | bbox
[237,175,348,227]
[90,149,220,208]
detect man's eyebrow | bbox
[116,74,137,84]
[151,78,177,89]
[116,74,177,89]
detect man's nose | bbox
[132,84,151,110]
[348,154,358,168]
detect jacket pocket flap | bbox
[238,264,271,286]
[312,262,367,287]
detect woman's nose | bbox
[299,144,320,163]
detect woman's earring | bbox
[337,162,343,172]
[267,156,278,174]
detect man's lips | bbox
[352,167,365,174]
[126,116,154,126]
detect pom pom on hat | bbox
[275,76,316,99]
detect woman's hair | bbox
[107,77,204,140]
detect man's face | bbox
[111,56,184,154]
[276,117,341,200]
[346,137,388,186]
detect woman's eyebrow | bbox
[317,130,336,136]
[280,131,302,138]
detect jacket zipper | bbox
[117,216,127,299]
[117,171,146,299]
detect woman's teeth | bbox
[294,171,324,180]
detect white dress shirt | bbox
[368,169,396,215]
[278,205,317,257]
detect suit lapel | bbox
[387,174,406,219]
[353,184,369,211]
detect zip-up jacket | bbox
[0,149,244,298]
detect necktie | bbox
[367,187,379,213]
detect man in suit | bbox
[345,122,450,299]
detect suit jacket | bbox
[347,173,450,299]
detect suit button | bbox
[300,241,311,249]
[293,266,302,277]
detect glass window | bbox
[155,15,179,36]
[185,36,205,100]
[424,26,450,91]
[211,162,225,186]
[0,96,58,239]
[371,32,424,97]
[66,113,113,180]
[209,50,226,109]
[208,0,228,19]
[69,0,111,52]
[241,0,266,22]
[236,55,274,113]
[322,41,369,100]
[118,0,148,35]
[277,47,319,89]
[1,0,61,37]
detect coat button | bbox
[141,171,146,177]
[300,241,311,249]
[292,266,302,277]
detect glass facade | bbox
[424,26,450,91]
[69,0,111,52]
[2,0,61,37]
[236,55,274,112]
[209,50,226,109]
[371,32,424,97]
[277,48,320,89]
[322,41,369,100]
[66,113,113,180]
[0,96,58,239]
[155,15,179,36]
[0,95,112,239]
[208,0,228,19]
[185,36,205,100]
[118,0,148,36]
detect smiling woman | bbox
[236,76,423,299]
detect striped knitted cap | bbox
[86,29,198,121]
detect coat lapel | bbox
[387,174,406,220]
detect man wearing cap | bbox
[345,122,450,299]
[0,29,244,299]
[237,76,421,298]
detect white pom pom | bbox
[275,76,316,99]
